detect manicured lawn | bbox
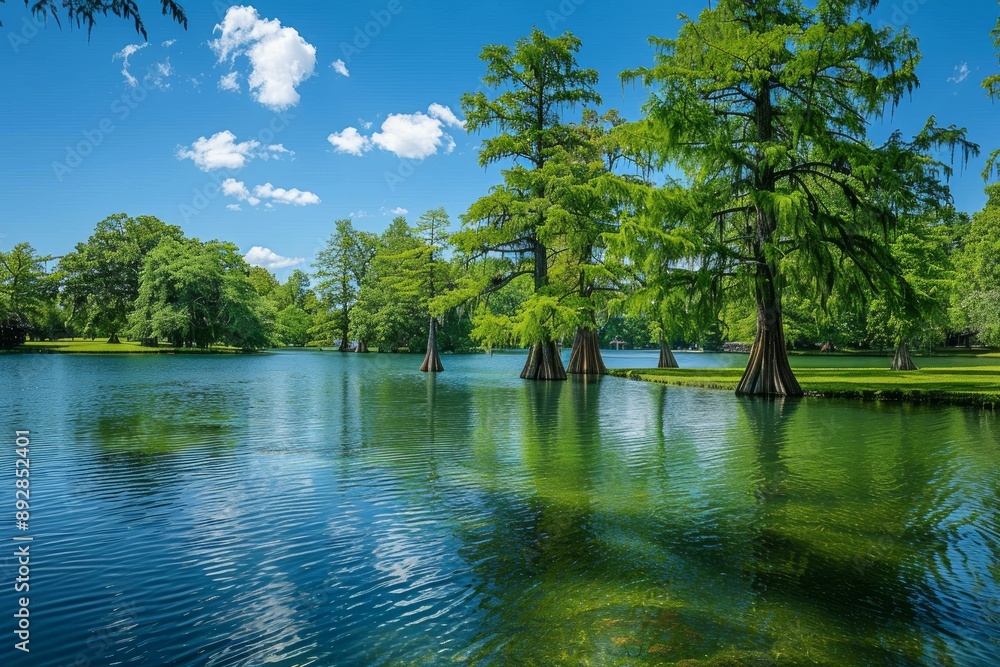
[16,339,246,354]
[609,366,1000,408]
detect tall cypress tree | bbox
[623,0,974,396]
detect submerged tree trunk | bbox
[356,339,369,353]
[107,333,121,344]
[658,338,679,368]
[521,340,566,381]
[567,327,606,375]
[420,316,443,373]
[891,340,918,371]
[736,291,803,397]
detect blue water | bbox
[1,350,998,666]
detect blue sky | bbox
[1,0,998,277]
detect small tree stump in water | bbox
[567,327,607,375]
[891,341,918,371]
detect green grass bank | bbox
[11,340,248,354]
[609,366,1000,409]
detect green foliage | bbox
[0,314,28,349]
[0,0,188,39]
[128,238,276,350]
[619,0,976,391]
[0,242,57,328]
[60,214,183,340]
[597,315,651,349]
[351,217,426,351]
[313,219,377,347]
[954,184,1000,345]
[276,305,313,346]
[457,28,603,347]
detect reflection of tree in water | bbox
[734,397,972,665]
[449,378,756,665]
[82,384,243,502]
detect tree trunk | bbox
[820,340,835,353]
[567,327,606,375]
[521,340,566,381]
[420,316,443,373]
[891,340,918,371]
[356,339,369,353]
[107,333,121,344]
[658,338,679,368]
[736,295,803,397]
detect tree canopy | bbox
[620,0,976,395]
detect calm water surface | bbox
[1,350,998,666]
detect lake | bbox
[2,350,998,666]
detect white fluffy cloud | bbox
[388,206,408,215]
[327,127,372,156]
[244,246,305,270]
[177,131,290,171]
[219,71,241,92]
[427,103,466,129]
[329,104,465,160]
[222,178,320,207]
[948,62,970,84]
[372,112,454,159]
[263,144,293,159]
[331,59,349,77]
[255,182,320,206]
[112,42,149,87]
[222,178,261,206]
[210,6,317,111]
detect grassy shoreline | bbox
[608,367,1000,410]
[9,340,251,355]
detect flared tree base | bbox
[420,317,443,372]
[566,327,607,375]
[891,341,918,371]
[356,339,369,353]
[521,341,567,381]
[658,340,679,368]
[736,328,803,397]
[420,345,443,372]
[107,333,121,344]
